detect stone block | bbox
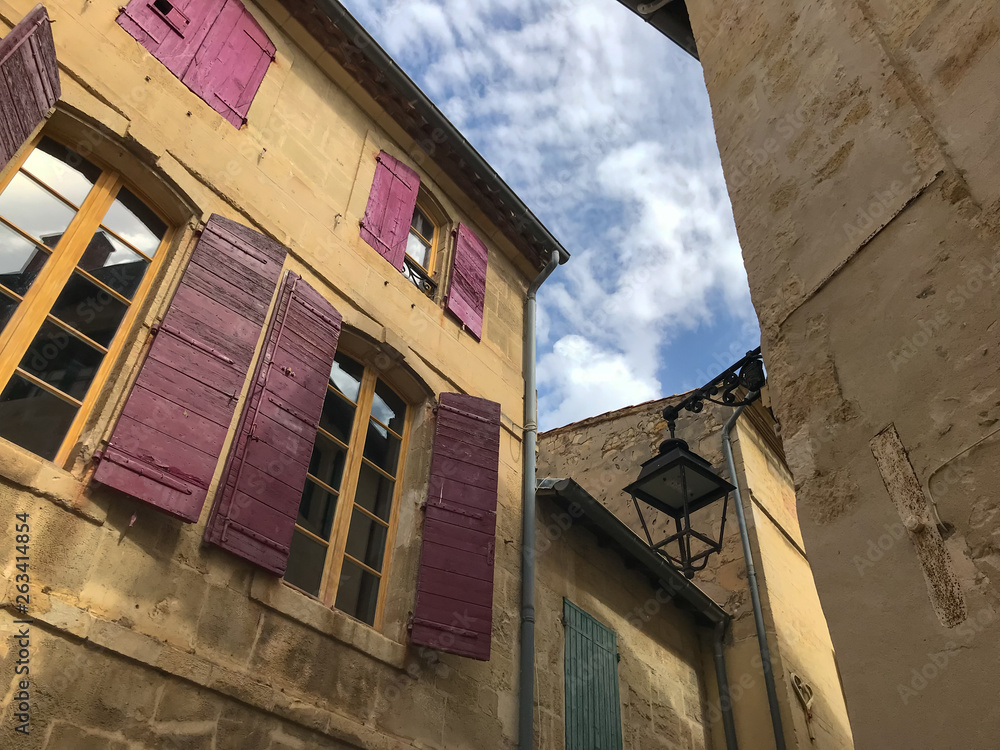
[154,680,223,723]
[195,584,262,666]
[44,722,128,750]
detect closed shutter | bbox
[360,151,420,271]
[180,0,275,128]
[563,599,623,750]
[0,5,60,172]
[117,0,226,78]
[204,271,341,573]
[92,214,286,522]
[410,392,501,661]
[444,223,488,340]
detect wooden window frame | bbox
[0,132,175,468]
[403,193,449,299]
[286,354,412,631]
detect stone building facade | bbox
[0,1,785,749]
[538,392,855,750]
[616,1,1000,748]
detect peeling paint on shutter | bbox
[564,599,623,750]
[180,0,275,128]
[205,271,342,574]
[410,392,501,661]
[444,223,488,340]
[0,5,60,172]
[92,215,286,522]
[360,151,420,271]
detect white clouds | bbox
[342,0,758,429]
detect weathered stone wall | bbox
[683,0,999,747]
[533,494,712,750]
[0,0,540,747]
[537,394,853,749]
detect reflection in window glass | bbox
[297,479,338,541]
[285,530,327,597]
[0,172,76,246]
[0,222,48,296]
[0,292,17,334]
[49,273,129,348]
[101,187,166,256]
[19,321,104,400]
[354,463,394,522]
[78,231,149,300]
[318,390,355,444]
[0,374,78,460]
[345,509,388,572]
[362,421,401,475]
[328,353,363,402]
[20,137,101,207]
[335,559,381,625]
[371,380,405,433]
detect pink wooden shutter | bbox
[445,223,488,340]
[180,0,274,128]
[117,0,226,78]
[410,392,501,661]
[360,151,420,271]
[205,272,342,574]
[92,214,287,522]
[0,5,60,171]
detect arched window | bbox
[0,135,172,463]
[284,348,411,627]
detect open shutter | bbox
[180,0,274,128]
[444,223,488,340]
[117,0,226,78]
[0,5,60,172]
[205,272,341,574]
[563,599,623,750]
[360,151,419,271]
[410,392,501,661]
[92,214,286,522]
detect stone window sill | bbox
[0,439,106,524]
[249,573,407,670]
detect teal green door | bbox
[563,599,624,750]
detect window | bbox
[403,204,438,296]
[117,0,275,128]
[284,351,410,627]
[0,136,171,463]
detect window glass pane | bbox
[0,374,78,460]
[0,172,76,247]
[335,558,380,625]
[363,420,402,476]
[371,380,405,434]
[308,432,348,492]
[345,509,388,573]
[0,222,48,296]
[354,462,395,523]
[328,353,363,402]
[297,478,338,541]
[79,230,149,300]
[319,390,354,445]
[49,272,129,348]
[101,187,166,256]
[405,231,430,268]
[0,291,16,334]
[284,530,327,597]
[411,207,433,239]
[19,321,104,400]
[20,137,101,207]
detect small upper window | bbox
[117,0,275,128]
[402,203,440,297]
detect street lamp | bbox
[623,348,766,578]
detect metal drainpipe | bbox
[722,393,787,750]
[713,619,740,750]
[519,249,560,750]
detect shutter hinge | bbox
[438,402,494,424]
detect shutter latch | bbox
[281,366,295,378]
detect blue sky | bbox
[341,0,760,430]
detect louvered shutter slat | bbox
[445,223,488,340]
[93,214,287,522]
[0,5,60,172]
[360,151,420,271]
[411,392,501,661]
[205,272,342,574]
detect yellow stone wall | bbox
[0,1,723,748]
